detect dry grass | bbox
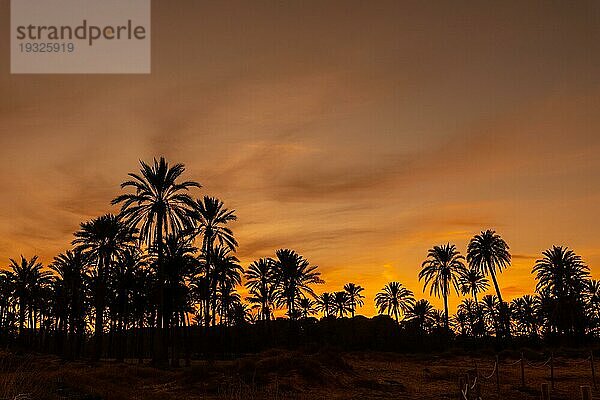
[0,350,598,399]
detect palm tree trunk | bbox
[443,293,449,331]
[153,214,168,365]
[489,268,510,337]
[93,256,107,361]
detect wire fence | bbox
[458,350,599,400]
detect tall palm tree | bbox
[73,214,135,360]
[467,230,511,337]
[193,196,237,326]
[8,256,52,341]
[419,243,466,330]
[272,249,323,319]
[211,246,243,325]
[50,250,89,357]
[343,283,365,318]
[315,292,333,318]
[112,157,199,364]
[374,282,415,323]
[245,258,277,322]
[533,246,589,335]
[9,256,51,339]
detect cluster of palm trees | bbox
[0,158,324,363]
[373,231,597,339]
[0,157,597,364]
[311,283,366,319]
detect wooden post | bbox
[591,351,597,390]
[581,385,592,400]
[458,376,465,400]
[541,383,550,400]
[520,352,525,388]
[495,354,500,395]
[550,352,555,390]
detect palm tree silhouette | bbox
[481,294,501,337]
[419,243,466,331]
[245,258,277,322]
[375,282,415,323]
[272,249,323,319]
[112,157,199,364]
[315,292,333,318]
[343,283,365,317]
[8,256,51,342]
[193,196,237,326]
[408,299,436,333]
[458,268,488,309]
[457,298,484,336]
[50,250,89,358]
[211,246,243,325]
[73,214,135,360]
[510,295,540,337]
[298,298,316,319]
[332,291,352,318]
[533,246,589,335]
[467,230,511,337]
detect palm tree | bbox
[458,268,489,309]
[332,291,352,318]
[211,246,243,325]
[112,157,199,364]
[50,250,89,357]
[298,298,316,319]
[343,283,365,317]
[467,230,511,337]
[245,258,277,321]
[419,243,466,331]
[533,246,589,335]
[374,282,415,323]
[193,196,237,326]
[73,214,135,360]
[481,294,501,337]
[272,249,323,319]
[585,280,600,330]
[457,298,480,336]
[510,295,540,337]
[408,299,436,333]
[315,292,333,318]
[7,256,52,342]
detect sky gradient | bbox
[1,1,600,315]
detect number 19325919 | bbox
[19,42,75,53]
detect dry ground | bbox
[0,349,598,399]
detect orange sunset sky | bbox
[1,1,600,316]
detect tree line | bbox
[0,158,597,365]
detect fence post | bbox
[581,385,592,400]
[550,352,555,390]
[541,383,550,400]
[496,354,500,395]
[458,376,465,400]
[591,350,597,390]
[520,352,525,388]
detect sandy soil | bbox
[0,350,598,399]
